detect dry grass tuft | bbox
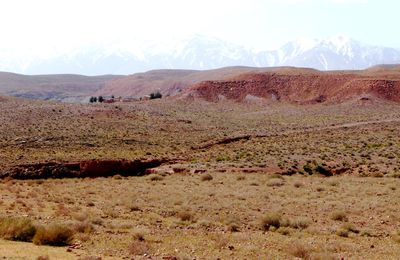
[330,210,348,222]
[336,228,349,237]
[277,227,291,235]
[341,223,359,234]
[147,174,164,181]
[290,217,311,230]
[73,221,94,234]
[177,210,195,222]
[393,230,400,243]
[200,174,213,181]
[288,243,311,259]
[128,240,151,255]
[133,230,146,241]
[33,224,74,246]
[293,181,304,188]
[36,256,50,260]
[0,217,36,242]
[260,212,282,231]
[266,178,285,187]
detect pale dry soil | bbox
[1,97,400,259]
[1,171,400,259]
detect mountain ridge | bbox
[1,35,399,75]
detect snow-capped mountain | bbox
[0,35,399,75]
[271,36,400,70]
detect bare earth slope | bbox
[181,67,400,104]
[95,66,274,97]
[0,72,121,102]
[1,95,400,259]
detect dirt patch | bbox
[0,159,166,179]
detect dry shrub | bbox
[224,216,240,232]
[133,230,145,241]
[236,175,245,181]
[311,252,337,260]
[260,212,282,231]
[78,257,102,260]
[73,221,94,234]
[277,227,291,235]
[200,174,213,181]
[36,256,49,260]
[91,218,103,226]
[196,219,217,231]
[392,230,400,243]
[128,240,151,255]
[33,224,74,246]
[177,210,195,222]
[0,217,36,242]
[294,181,304,188]
[328,180,339,187]
[330,210,348,222]
[102,206,118,218]
[226,222,240,232]
[290,217,311,229]
[336,228,349,237]
[268,173,284,179]
[266,178,285,187]
[341,223,359,234]
[360,229,374,237]
[147,174,163,181]
[212,235,228,249]
[289,243,311,259]
[72,212,88,222]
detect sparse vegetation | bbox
[33,224,74,246]
[260,213,282,231]
[0,94,400,258]
[330,210,348,222]
[200,173,213,181]
[149,91,162,99]
[0,217,36,242]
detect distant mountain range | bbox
[0,35,399,75]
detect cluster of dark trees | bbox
[89,96,105,103]
[149,91,162,99]
[89,91,162,103]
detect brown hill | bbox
[0,72,121,102]
[180,68,400,104]
[95,67,277,97]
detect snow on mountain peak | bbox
[0,34,399,75]
[294,37,319,52]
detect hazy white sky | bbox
[0,0,399,56]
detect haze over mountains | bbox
[1,35,400,75]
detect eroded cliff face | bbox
[183,72,400,104]
[0,159,166,179]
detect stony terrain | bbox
[0,90,400,259]
[2,65,400,105]
[0,72,120,102]
[183,67,400,104]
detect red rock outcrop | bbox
[182,70,400,104]
[0,159,166,179]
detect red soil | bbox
[0,159,166,179]
[182,70,400,104]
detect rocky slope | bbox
[181,67,400,104]
[96,67,271,97]
[0,72,121,102]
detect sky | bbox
[0,0,399,57]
